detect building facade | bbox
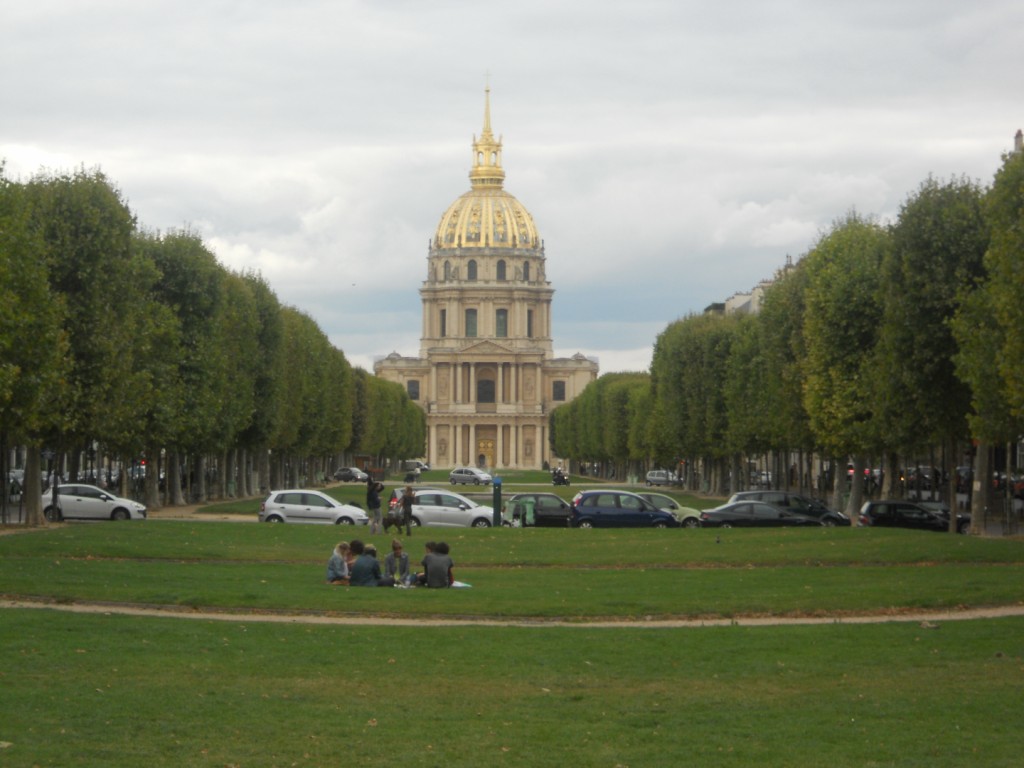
[375,90,598,470]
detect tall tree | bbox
[0,168,69,524]
[801,212,889,513]
[875,176,988,459]
[757,262,815,479]
[979,149,1024,415]
[25,168,159,473]
[951,147,1024,531]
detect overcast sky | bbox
[3,1,1021,374]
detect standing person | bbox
[384,538,410,585]
[399,485,415,536]
[349,540,395,587]
[366,476,384,535]
[326,541,351,585]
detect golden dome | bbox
[432,88,541,251]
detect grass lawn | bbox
[1,521,1022,766]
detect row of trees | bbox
[552,147,1024,527]
[0,165,425,524]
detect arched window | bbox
[496,309,508,338]
[497,260,506,281]
[444,261,452,281]
[467,260,478,281]
[523,261,530,282]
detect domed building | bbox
[374,89,598,470]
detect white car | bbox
[635,492,702,528]
[448,467,492,485]
[645,469,678,487]
[43,484,147,521]
[392,487,497,527]
[259,490,368,525]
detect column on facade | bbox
[469,363,476,404]
[469,422,477,466]
[497,362,504,404]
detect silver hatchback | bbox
[43,484,147,521]
[448,467,492,485]
[260,490,368,525]
[394,488,497,527]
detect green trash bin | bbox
[521,497,536,527]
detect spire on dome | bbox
[469,85,505,189]
[482,84,494,139]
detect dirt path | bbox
[3,597,1023,628]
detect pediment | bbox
[461,339,515,356]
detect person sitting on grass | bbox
[326,541,351,585]
[384,539,410,585]
[419,540,454,588]
[414,541,435,586]
[349,539,395,587]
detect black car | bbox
[699,501,823,528]
[504,492,571,527]
[570,490,679,529]
[859,500,970,534]
[727,490,850,526]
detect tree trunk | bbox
[169,451,186,506]
[193,454,206,503]
[970,441,990,535]
[216,452,228,500]
[846,454,866,518]
[258,449,270,496]
[144,450,161,510]
[23,448,44,527]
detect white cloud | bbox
[3,0,1021,376]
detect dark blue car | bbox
[570,490,679,529]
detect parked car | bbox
[449,467,492,486]
[699,501,822,528]
[333,467,369,483]
[259,490,368,525]
[635,491,702,528]
[644,469,678,487]
[570,490,679,528]
[858,500,970,534]
[504,492,571,527]
[727,490,850,526]
[43,484,147,522]
[389,487,497,527]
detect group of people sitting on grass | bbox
[326,537,454,588]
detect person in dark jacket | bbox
[366,477,384,534]
[399,485,415,536]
